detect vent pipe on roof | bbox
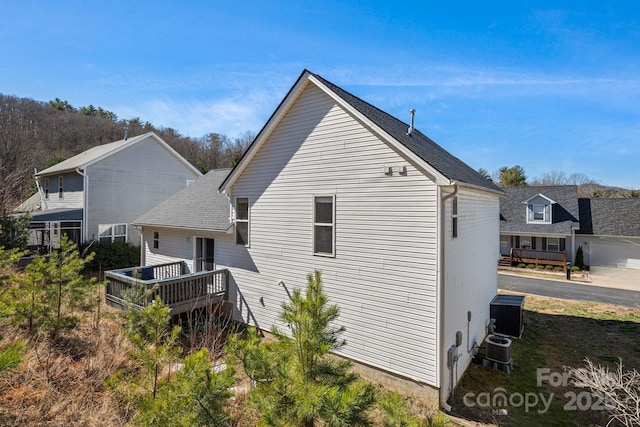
[124,126,129,141]
[407,109,416,136]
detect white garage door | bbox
[590,239,640,269]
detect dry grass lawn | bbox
[450,292,640,427]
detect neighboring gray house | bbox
[16,132,201,250]
[577,198,640,269]
[110,70,504,407]
[500,186,640,270]
[499,186,580,266]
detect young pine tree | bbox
[228,270,376,427]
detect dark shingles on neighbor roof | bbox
[134,169,231,231]
[308,72,503,193]
[500,186,580,234]
[578,198,640,237]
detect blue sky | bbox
[2,1,639,188]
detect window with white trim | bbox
[44,178,49,199]
[235,198,249,246]
[451,196,458,238]
[153,231,159,249]
[313,196,335,256]
[58,176,64,199]
[527,203,551,223]
[98,224,127,243]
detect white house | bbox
[117,70,504,407]
[15,132,201,250]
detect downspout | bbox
[75,167,88,243]
[571,226,579,264]
[34,169,48,210]
[438,183,458,412]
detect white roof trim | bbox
[522,193,557,204]
[37,132,201,177]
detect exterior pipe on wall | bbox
[75,167,89,243]
[438,183,458,412]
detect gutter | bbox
[438,183,458,412]
[75,167,88,243]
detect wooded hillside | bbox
[0,94,253,212]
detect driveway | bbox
[588,266,640,291]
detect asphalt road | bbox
[498,273,640,308]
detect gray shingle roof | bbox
[309,72,503,193]
[37,134,147,175]
[500,186,580,235]
[578,198,640,237]
[134,169,232,231]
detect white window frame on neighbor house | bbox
[235,197,250,246]
[44,178,50,199]
[451,195,458,238]
[58,176,64,199]
[547,237,560,252]
[527,203,551,223]
[153,231,159,249]
[98,224,127,243]
[313,195,335,257]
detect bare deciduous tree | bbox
[567,358,640,427]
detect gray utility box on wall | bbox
[490,294,525,338]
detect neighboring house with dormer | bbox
[15,132,201,251]
[107,70,504,407]
[577,198,640,269]
[499,186,580,267]
[500,186,640,270]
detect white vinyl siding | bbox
[41,172,83,209]
[217,84,440,385]
[143,229,196,273]
[442,188,500,398]
[86,134,200,243]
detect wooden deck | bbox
[509,248,567,268]
[105,261,229,315]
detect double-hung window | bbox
[58,176,64,199]
[313,196,335,256]
[235,198,249,246]
[153,231,159,249]
[44,178,50,199]
[527,203,551,223]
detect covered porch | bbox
[500,234,569,268]
[105,261,229,315]
[508,247,567,268]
